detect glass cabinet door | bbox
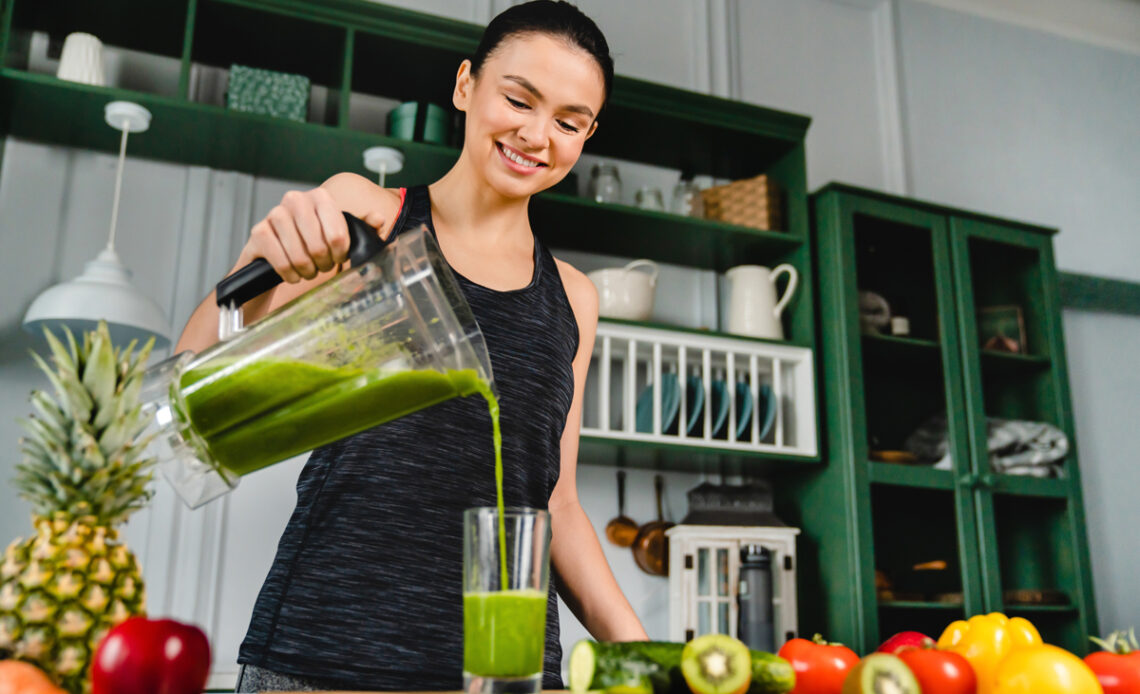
[948,217,1098,653]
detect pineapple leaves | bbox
[15,322,158,526]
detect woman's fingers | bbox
[267,205,317,280]
[282,189,337,272]
[249,218,302,284]
[311,187,351,265]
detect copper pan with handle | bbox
[632,474,673,576]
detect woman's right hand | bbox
[240,186,352,283]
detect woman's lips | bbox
[496,142,546,175]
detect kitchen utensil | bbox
[635,371,679,434]
[725,264,798,340]
[589,163,622,203]
[632,474,674,576]
[57,32,105,86]
[587,259,658,321]
[463,507,550,694]
[605,470,639,547]
[140,219,494,508]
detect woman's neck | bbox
[429,155,533,244]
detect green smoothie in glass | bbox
[463,590,548,677]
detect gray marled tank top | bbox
[237,185,579,690]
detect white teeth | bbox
[501,145,540,167]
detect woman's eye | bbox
[506,96,530,110]
[557,120,581,134]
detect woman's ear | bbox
[453,59,474,112]
[585,120,599,140]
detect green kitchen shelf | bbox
[579,437,820,473]
[991,474,1069,498]
[878,601,964,610]
[869,463,954,490]
[1004,603,1079,614]
[980,350,1052,369]
[0,68,804,272]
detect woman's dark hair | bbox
[471,0,613,117]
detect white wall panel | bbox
[896,0,1140,282]
[737,0,897,191]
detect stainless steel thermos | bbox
[737,544,775,652]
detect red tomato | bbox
[91,617,211,694]
[778,635,860,694]
[897,647,977,694]
[1084,651,1140,694]
[876,631,934,654]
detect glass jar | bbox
[635,186,665,211]
[589,163,622,204]
[671,179,705,217]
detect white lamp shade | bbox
[23,247,171,349]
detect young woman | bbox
[174,2,648,691]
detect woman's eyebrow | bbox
[503,74,595,118]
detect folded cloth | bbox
[904,414,1068,476]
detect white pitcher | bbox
[725,264,798,340]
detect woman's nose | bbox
[517,115,550,149]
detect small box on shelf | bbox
[226,64,309,122]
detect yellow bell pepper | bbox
[937,612,1043,694]
[994,644,1104,694]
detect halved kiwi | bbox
[841,653,920,694]
[680,634,753,694]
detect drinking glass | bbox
[463,508,551,694]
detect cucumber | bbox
[747,650,795,694]
[568,641,795,694]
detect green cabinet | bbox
[807,183,1097,653]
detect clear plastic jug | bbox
[141,218,494,508]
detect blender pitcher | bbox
[140,214,495,508]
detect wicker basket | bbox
[700,174,783,231]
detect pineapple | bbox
[1,321,155,693]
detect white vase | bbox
[57,32,106,87]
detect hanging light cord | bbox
[106,125,129,251]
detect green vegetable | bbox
[568,640,794,694]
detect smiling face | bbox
[453,32,606,200]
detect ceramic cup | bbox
[57,32,106,87]
[587,259,658,321]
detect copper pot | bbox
[632,474,673,576]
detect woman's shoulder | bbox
[321,172,404,237]
[552,257,598,327]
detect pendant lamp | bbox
[22,101,170,349]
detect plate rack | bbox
[581,321,817,457]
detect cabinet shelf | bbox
[1004,603,1078,614]
[991,474,1069,498]
[980,350,1052,368]
[0,69,806,272]
[869,463,954,490]
[878,600,963,610]
[864,334,940,351]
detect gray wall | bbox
[1,0,1137,684]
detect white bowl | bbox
[587,259,658,321]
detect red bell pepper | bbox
[91,617,211,694]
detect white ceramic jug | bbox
[725,264,798,340]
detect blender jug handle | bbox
[215,212,390,308]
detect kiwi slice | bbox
[841,653,920,694]
[681,634,753,694]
